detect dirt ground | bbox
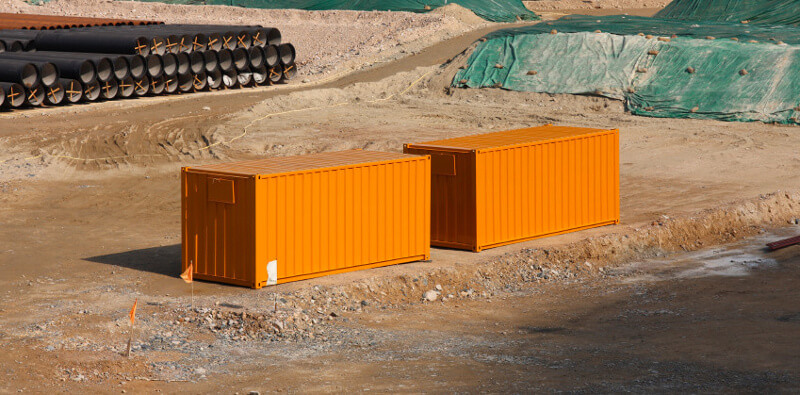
[1,1,800,393]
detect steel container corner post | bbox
[404,124,620,252]
[181,150,431,288]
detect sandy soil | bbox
[1,2,799,393]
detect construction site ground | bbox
[0,1,799,392]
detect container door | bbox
[183,173,255,287]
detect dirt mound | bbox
[524,0,671,10]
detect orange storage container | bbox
[404,124,619,252]
[181,150,431,288]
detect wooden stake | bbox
[126,322,134,357]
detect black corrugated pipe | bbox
[248,46,264,69]
[133,76,150,96]
[175,52,191,75]
[232,48,248,72]
[25,83,45,106]
[82,79,101,102]
[188,51,204,74]
[191,33,208,52]
[161,53,178,77]
[252,65,268,85]
[202,50,218,73]
[0,59,39,87]
[34,31,151,56]
[262,45,279,68]
[278,43,296,65]
[0,82,25,108]
[0,52,96,84]
[217,49,233,72]
[207,68,223,90]
[177,72,193,93]
[44,80,65,106]
[60,78,83,104]
[234,31,252,49]
[100,79,118,100]
[0,84,6,108]
[164,75,179,94]
[222,69,237,88]
[150,76,165,95]
[193,71,208,91]
[118,76,135,98]
[0,40,6,53]
[145,55,163,79]
[281,62,297,82]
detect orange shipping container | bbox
[181,150,431,288]
[404,125,619,252]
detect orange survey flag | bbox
[180,264,193,283]
[129,298,137,325]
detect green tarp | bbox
[656,0,800,25]
[454,15,800,124]
[118,0,539,22]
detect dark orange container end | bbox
[404,124,620,252]
[182,150,431,288]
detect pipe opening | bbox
[100,79,118,100]
[163,75,178,94]
[282,62,297,82]
[207,68,223,90]
[252,65,268,85]
[248,47,264,69]
[26,84,45,106]
[207,33,223,52]
[216,49,233,72]
[112,56,129,80]
[193,71,208,91]
[127,55,146,79]
[236,31,252,49]
[161,53,178,76]
[222,70,237,88]
[268,65,282,83]
[20,63,39,88]
[83,80,101,102]
[176,52,191,75]
[150,36,166,56]
[278,43,295,65]
[232,48,248,71]
[189,51,204,74]
[150,76,165,95]
[44,81,65,105]
[3,83,25,107]
[203,51,219,73]
[146,55,163,79]
[178,73,193,92]
[78,61,96,84]
[133,76,150,96]
[38,63,58,87]
[62,79,83,103]
[95,58,114,82]
[118,76,135,98]
[263,45,279,68]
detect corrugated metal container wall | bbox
[182,150,431,288]
[404,124,619,252]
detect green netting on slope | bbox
[453,15,800,124]
[655,0,800,25]
[118,0,538,22]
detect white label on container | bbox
[266,260,278,286]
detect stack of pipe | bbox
[0,13,162,30]
[0,23,296,110]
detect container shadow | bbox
[85,244,180,277]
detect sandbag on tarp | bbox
[656,0,800,26]
[121,0,539,22]
[454,15,800,124]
